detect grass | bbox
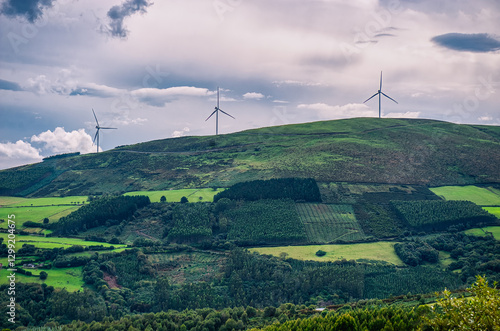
[1,196,88,207]
[124,188,224,203]
[430,185,500,206]
[484,207,500,218]
[296,203,366,243]
[0,205,80,228]
[4,118,500,197]
[465,226,500,240]
[0,266,84,291]
[249,241,403,265]
[0,233,127,250]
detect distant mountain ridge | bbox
[1,118,499,197]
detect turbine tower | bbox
[363,71,398,118]
[205,87,235,135]
[92,109,117,153]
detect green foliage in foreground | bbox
[424,275,500,331]
[225,199,307,244]
[392,200,496,229]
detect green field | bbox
[0,196,88,207]
[249,242,403,265]
[0,233,127,250]
[465,226,500,240]
[124,188,224,203]
[0,266,84,291]
[430,185,500,206]
[484,207,500,218]
[296,203,366,243]
[0,205,80,228]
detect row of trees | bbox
[225,199,307,244]
[394,241,439,266]
[54,195,151,234]
[214,178,322,202]
[391,200,495,229]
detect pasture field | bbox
[296,203,367,243]
[0,196,88,207]
[0,233,127,250]
[430,185,500,206]
[249,241,403,265]
[124,188,224,203]
[465,226,500,240]
[148,251,226,284]
[0,266,84,291]
[484,207,500,218]
[0,205,80,228]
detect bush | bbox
[39,271,48,280]
[316,250,327,257]
[180,196,189,203]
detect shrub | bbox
[316,250,327,257]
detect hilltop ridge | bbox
[1,118,499,197]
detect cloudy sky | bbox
[1,0,499,169]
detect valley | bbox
[0,118,499,329]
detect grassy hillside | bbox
[1,118,499,197]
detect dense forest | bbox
[213,178,322,202]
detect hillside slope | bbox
[1,118,499,197]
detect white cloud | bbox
[31,127,96,154]
[0,140,42,169]
[478,116,493,121]
[0,140,41,159]
[172,127,190,138]
[297,103,376,119]
[243,92,265,100]
[384,111,421,118]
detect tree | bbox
[43,218,49,224]
[160,196,166,202]
[316,250,327,257]
[180,196,189,203]
[423,275,500,330]
[39,271,48,280]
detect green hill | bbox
[1,118,499,197]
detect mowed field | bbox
[0,233,127,250]
[0,205,80,228]
[0,266,84,291]
[296,203,367,243]
[125,188,225,202]
[250,242,403,265]
[430,185,500,206]
[465,226,500,240]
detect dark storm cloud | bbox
[0,79,23,91]
[0,0,54,23]
[106,0,153,38]
[432,33,500,53]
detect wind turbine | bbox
[363,71,398,118]
[205,87,235,135]
[92,109,117,153]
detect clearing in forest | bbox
[296,203,367,243]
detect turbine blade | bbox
[219,109,235,119]
[380,71,383,90]
[93,130,99,144]
[381,92,398,104]
[100,127,117,129]
[92,108,99,126]
[363,92,379,103]
[205,109,217,121]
